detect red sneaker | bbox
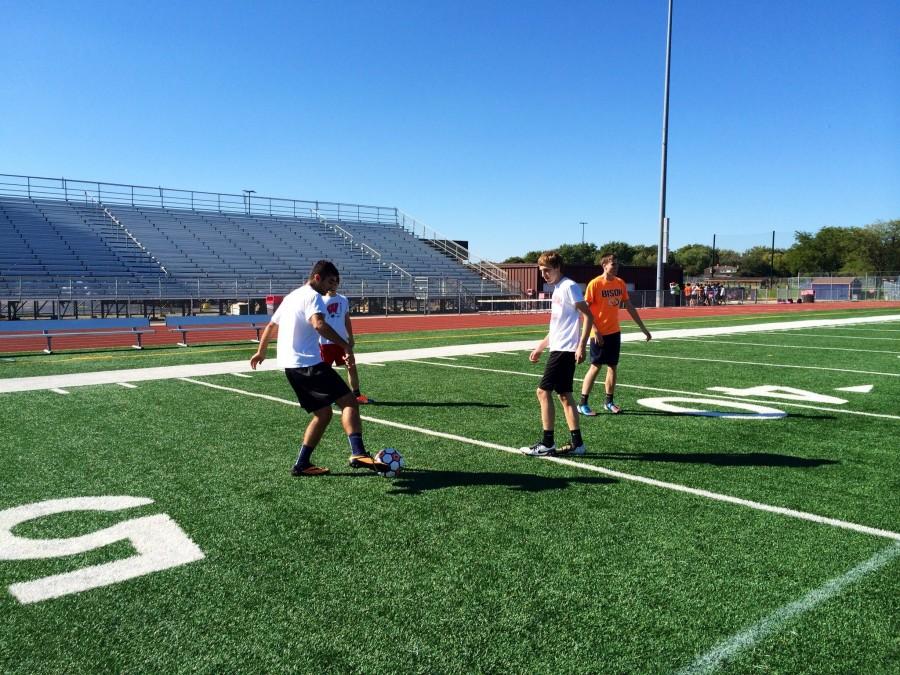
[356,394,374,404]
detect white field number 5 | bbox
[0,496,204,605]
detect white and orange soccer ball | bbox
[375,448,404,477]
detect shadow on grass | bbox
[586,451,838,468]
[366,401,508,409]
[386,468,616,495]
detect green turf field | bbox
[1,307,898,673]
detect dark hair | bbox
[600,253,617,266]
[309,260,340,281]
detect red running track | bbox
[2,301,899,354]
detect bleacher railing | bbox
[397,209,521,296]
[0,173,399,225]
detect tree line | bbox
[500,219,899,277]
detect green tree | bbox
[594,241,636,265]
[671,244,713,276]
[630,245,658,267]
[556,242,601,265]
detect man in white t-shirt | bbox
[520,251,594,457]
[319,289,374,404]
[250,260,386,476]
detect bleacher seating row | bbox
[0,195,509,299]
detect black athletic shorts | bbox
[589,332,622,367]
[539,351,577,394]
[284,362,351,412]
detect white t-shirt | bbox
[548,276,585,352]
[270,284,327,368]
[319,293,350,345]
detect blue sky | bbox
[2,1,898,262]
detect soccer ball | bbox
[375,448,405,477]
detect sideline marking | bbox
[180,377,900,542]
[678,542,900,674]
[776,331,900,341]
[408,360,900,421]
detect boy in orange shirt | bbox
[578,254,652,415]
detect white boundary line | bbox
[407,360,900,421]
[179,377,900,542]
[3,313,898,394]
[678,542,900,674]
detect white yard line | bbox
[621,351,900,378]
[179,377,900,542]
[407,360,900,421]
[678,542,900,674]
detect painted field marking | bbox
[231,373,252,379]
[433,356,458,361]
[636,396,787,419]
[620,351,900,378]
[407,360,900,421]
[180,377,900,542]
[50,388,69,395]
[468,353,492,358]
[117,382,138,389]
[678,542,900,675]
[668,337,900,356]
[835,384,873,393]
[495,351,522,356]
[362,362,386,366]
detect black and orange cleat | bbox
[348,452,387,472]
[290,464,330,477]
[356,394,375,404]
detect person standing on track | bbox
[577,253,652,416]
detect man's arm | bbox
[529,334,550,363]
[250,322,277,369]
[344,312,355,349]
[574,301,594,364]
[310,313,355,365]
[623,300,652,340]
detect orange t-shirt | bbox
[584,275,628,336]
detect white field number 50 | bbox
[0,496,204,605]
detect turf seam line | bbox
[179,377,900,542]
[678,542,900,674]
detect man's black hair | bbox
[309,260,340,282]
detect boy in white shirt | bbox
[319,289,374,404]
[250,260,385,476]
[521,251,594,456]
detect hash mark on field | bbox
[117,382,137,389]
[181,378,900,542]
[679,543,900,674]
[50,388,69,395]
[231,373,252,378]
[433,356,458,361]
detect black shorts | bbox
[589,332,622,367]
[284,363,351,412]
[539,351,576,394]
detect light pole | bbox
[243,189,256,215]
[656,0,674,308]
[580,221,587,244]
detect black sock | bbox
[579,393,589,406]
[348,432,365,455]
[295,445,314,467]
[353,389,361,397]
[605,393,614,405]
[570,429,583,448]
[542,430,555,448]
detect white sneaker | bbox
[556,443,586,456]
[521,442,555,456]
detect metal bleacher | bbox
[0,174,519,306]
